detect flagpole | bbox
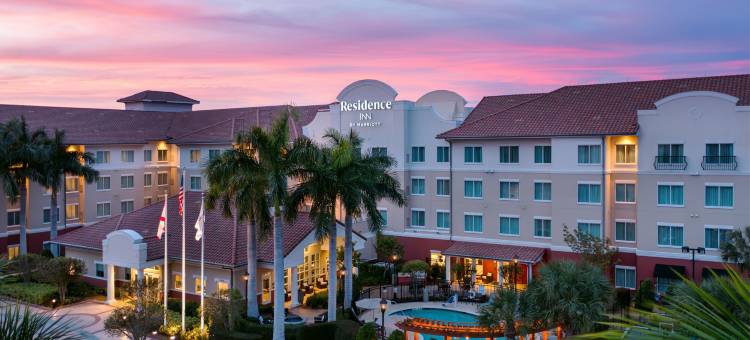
[163,190,168,327]
[181,171,186,332]
[200,192,205,332]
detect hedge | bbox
[0,281,57,306]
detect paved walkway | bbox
[0,299,125,339]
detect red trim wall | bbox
[0,226,82,254]
[394,236,453,261]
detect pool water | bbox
[391,308,498,340]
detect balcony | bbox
[701,156,737,170]
[654,156,687,170]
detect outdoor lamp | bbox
[380,298,388,339]
[512,255,519,264]
[681,246,689,253]
[697,247,706,254]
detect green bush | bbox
[635,279,656,311]
[334,320,360,340]
[66,280,97,299]
[298,322,336,340]
[304,291,328,308]
[387,330,404,340]
[356,263,388,286]
[355,322,377,340]
[0,281,57,306]
[160,309,199,336]
[167,298,201,318]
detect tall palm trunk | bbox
[49,183,59,256]
[327,219,338,322]
[19,178,28,255]
[343,213,353,309]
[247,219,259,318]
[272,209,285,340]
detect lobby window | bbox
[157,172,168,186]
[615,183,636,203]
[616,144,636,164]
[66,204,79,221]
[657,184,684,206]
[705,184,733,208]
[195,277,206,294]
[499,146,519,164]
[658,224,684,247]
[144,173,152,187]
[464,214,483,233]
[216,281,229,294]
[464,146,482,163]
[157,149,168,162]
[121,200,134,214]
[410,177,425,195]
[95,263,105,278]
[372,147,387,157]
[464,180,483,198]
[705,226,731,249]
[436,211,450,229]
[121,150,135,163]
[208,149,221,161]
[436,178,450,196]
[436,146,450,163]
[120,175,134,189]
[96,176,111,191]
[411,146,425,163]
[577,183,601,204]
[174,274,183,290]
[534,218,551,238]
[95,151,110,164]
[96,202,111,218]
[190,176,202,191]
[42,208,59,224]
[410,209,425,227]
[578,222,601,239]
[65,177,79,193]
[7,245,19,260]
[6,210,20,227]
[499,216,520,236]
[615,266,636,289]
[534,181,552,201]
[190,150,201,163]
[615,221,636,242]
[577,145,601,164]
[705,143,734,163]
[143,149,152,162]
[377,209,388,226]
[499,180,519,200]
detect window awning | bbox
[441,241,545,263]
[702,267,729,280]
[653,264,686,279]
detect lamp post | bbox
[512,255,519,292]
[681,246,705,281]
[380,298,387,340]
[390,254,399,300]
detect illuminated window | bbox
[66,204,79,220]
[190,150,200,163]
[216,281,229,294]
[157,149,168,162]
[175,275,183,290]
[7,245,19,260]
[616,144,636,164]
[195,277,206,294]
[65,177,79,193]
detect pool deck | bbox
[359,300,482,336]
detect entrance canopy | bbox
[442,241,545,264]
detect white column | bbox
[527,263,533,283]
[105,264,116,305]
[497,261,503,287]
[290,266,299,307]
[444,256,451,282]
[470,258,476,287]
[137,268,145,283]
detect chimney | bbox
[117,90,199,112]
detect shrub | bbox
[634,279,656,311]
[167,298,201,318]
[67,280,98,300]
[355,322,378,340]
[334,319,360,340]
[160,309,199,336]
[304,291,328,308]
[298,322,337,340]
[7,254,47,283]
[387,330,404,340]
[0,281,57,306]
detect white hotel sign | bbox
[340,100,392,127]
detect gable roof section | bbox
[439,74,749,139]
[117,90,199,104]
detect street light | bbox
[390,254,399,300]
[380,298,388,340]
[681,246,706,281]
[512,255,519,292]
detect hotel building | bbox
[0,74,746,304]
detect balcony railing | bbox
[701,156,737,170]
[654,156,687,170]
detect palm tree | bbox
[0,117,47,255]
[722,225,750,273]
[322,129,404,311]
[205,133,272,319]
[0,304,83,340]
[38,130,97,256]
[478,289,529,339]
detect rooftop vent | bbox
[117,90,199,112]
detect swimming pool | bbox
[390,308,492,340]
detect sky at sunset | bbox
[0,0,748,109]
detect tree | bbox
[478,289,529,339]
[563,224,619,271]
[0,304,83,340]
[634,279,656,311]
[375,232,404,261]
[0,117,48,255]
[525,261,613,335]
[38,256,85,304]
[722,225,750,273]
[355,322,378,340]
[7,253,47,283]
[104,280,163,340]
[38,129,97,256]
[205,133,272,319]
[204,289,243,336]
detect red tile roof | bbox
[462,93,544,123]
[439,74,749,139]
[117,90,199,104]
[442,241,545,263]
[54,191,324,267]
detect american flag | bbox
[178,176,184,216]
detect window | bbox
[705,143,734,163]
[656,277,677,294]
[657,144,684,162]
[372,147,388,157]
[190,150,200,163]
[42,208,59,224]
[410,177,425,195]
[577,145,601,164]
[7,245,19,260]
[121,200,134,214]
[705,227,731,249]
[143,149,152,162]
[577,183,601,204]
[157,149,168,162]
[144,173,152,187]
[410,210,425,227]
[436,179,450,196]
[464,146,482,163]
[578,222,601,238]
[96,202,111,217]
[96,176,111,191]
[120,175,134,189]
[615,267,636,289]
[216,281,229,294]
[436,146,450,163]
[95,151,110,164]
[65,177,79,193]
[464,214,483,233]
[657,184,684,206]
[174,274,183,290]
[616,144,636,164]
[658,224,684,247]
[534,181,551,201]
[534,145,551,164]
[144,197,153,206]
[411,146,425,163]
[208,149,221,160]
[499,146,519,164]
[378,209,388,226]
[499,216,520,236]
[6,210,20,226]
[615,221,636,242]
[121,150,134,163]
[464,180,483,198]
[615,183,636,203]
[66,204,79,220]
[95,263,105,278]
[705,184,733,208]
[190,176,202,191]
[195,277,206,294]
[437,211,450,229]
[534,218,552,238]
[157,172,168,186]
[499,181,519,200]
